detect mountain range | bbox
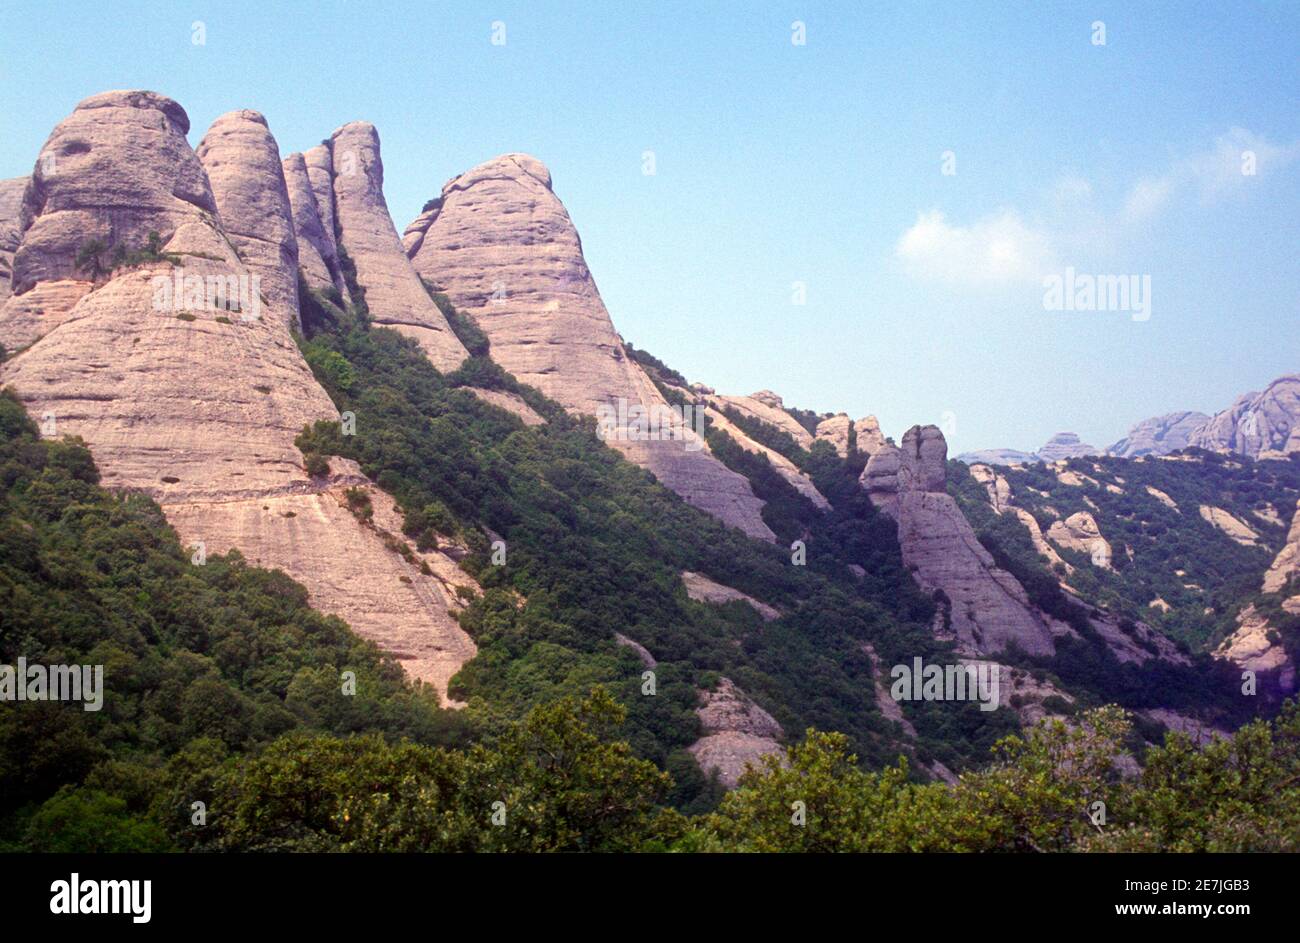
[958,376,1300,465]
[1,91,1298,849]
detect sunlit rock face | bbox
[0,92,477,704]
[405,152,774,540]
[330,121,468,373]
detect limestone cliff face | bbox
[0,92,477,703]
[403,153,773,540]
[1191,375,1300,459]
[329,122,467,372]
[196,110,300,329]
[0,176,26,304]
[1108,410,1209,458]
[862,425,1061,657]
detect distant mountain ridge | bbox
[958,375,1299,466]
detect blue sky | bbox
[2,0,1297,453]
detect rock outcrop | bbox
[1262,500,1300,594]
[704,405,829,509]
[681,570,781,621]
[815,414,853,456]
[854,415,887,456]
[1191,375,1300,459]
[968,463,1012,513]
[1146,485,1179,510]
[1198,505,1261,546]
[282,152,350,305]
[329,122,467,372]
[712,391,814,449]
[954,447,1038,466]
[1037,432,1099,461]
[1213,501,1300,696]
[0,176,26,304]
[1047,511,1113,568]
[687,678,784,788]
[404,152,773,540]
[0,91,477,704]
[1217,605,1297,696]
[1108,410,1209,458]
[195,110,300,328]
[863,425,1061,656]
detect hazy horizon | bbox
[2,0,1296,453]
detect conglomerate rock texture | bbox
[0,176,27,304]
[687,678,784,789]
[404,152,773,539]
[863,425,1061,657]
[1191,375,1300,459]
[195,110,301,329]
[0,91,476,703]
[330,122,468,372]
[1108,410,1210,458]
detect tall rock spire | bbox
[0,92,478,704]
[329,122,468,372]
[196,110,301,329]
[404,153,774,540]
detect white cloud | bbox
[897,128,1299,284]
[1122,128,1300,223]
[895,209,1054,284]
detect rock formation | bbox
[954,447,1038,466]
[329,122,468,372]
[854,415,887,456]
[1146,485,1179,510]
[1262,500,1300,594]
[1191,374,1300,459]
[862,425,1061,656]
[703,405,829,509]
[1213,499,1300,696]
[1198,505,1261,546]
[195,110,300,328]
[1217,605,1297,696]
[815,414,853,456]
[1108,410,1209,458]
[0,91,476,704]
[1047,511,1113,568]
[712,391,815,449]
[814,413,886,458]
[681,570,781,621]
[1037,432,1099,461]
[687,678,784,788]
[403,152,773,540]
[0,176,26,305]
[282,152,350,305]
[968,463,1012,513]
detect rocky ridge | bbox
[0,92,477,703]
[403,152,773,540]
